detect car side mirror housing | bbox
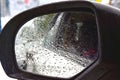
[0,1,120,80]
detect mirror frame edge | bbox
[0,1,116,80]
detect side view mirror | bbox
[0,1,120,80]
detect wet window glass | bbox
[15,11,98,78]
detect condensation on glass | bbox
[15,11,98,78]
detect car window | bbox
[1,0,120,80]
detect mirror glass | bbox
[15,11,98,78]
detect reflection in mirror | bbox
[15,11,98,78]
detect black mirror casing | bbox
[0,1,120,80]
